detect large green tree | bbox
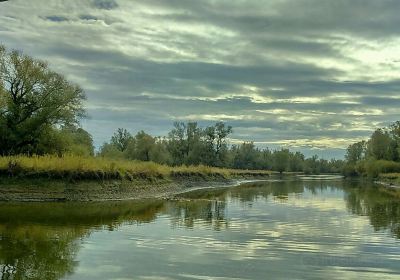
[0,45,86,155]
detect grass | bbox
[0,155,272,181]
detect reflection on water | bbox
[0,180,400,279]
[0,201,164,279]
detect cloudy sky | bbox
[1,0,400,158]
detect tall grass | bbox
[0,155,272,181]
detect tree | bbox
[389,121,400,160]
[202,122,232,166]
[60,126,94,156]
[389,121,400,142]
[304,155,319,174]
[98,142,124,159]
[214,122,233,166]
[133,131,155,161]
[185,122,204,165]
[149,137,172,165]
[232,142,260,169]
[0,45,86,155]
[273,149,290,174]
[166,121,232,166]
[367,129,393,160]
[288,151,304,172]
[167,122,187,165]
[110,128,133,152]
[345,141,366,163]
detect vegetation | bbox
[98,123,343,174]
[0,45,90,156]
[344,121,400,179]
[0,44,343,182]
[378,173,400,186]
[0,155,274,181]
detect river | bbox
[0,179,399,279]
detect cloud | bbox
[1,0,400,158]
[44,15,69,22]
[79,14,99,21]
[92,0,118,10]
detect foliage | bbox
[345,141,366,163]
[0,45,344,174]
[165,121,232,167]
[344,121,400,178]
[0,45,86,155]
[99,123,343,174]
[110,128,133,152]
[273,149,290,174]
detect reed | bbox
[0,155,272,181]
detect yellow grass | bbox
[0,155,272,180]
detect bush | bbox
[342,163,358,177]
[364,160,400,178]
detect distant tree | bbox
[273,149,290,174]
[133,131,155,161]
[61,126,94,156]
[214,122,233,166]
[367,129,393,160]
[328,159,345,173]
[343,122,400,177]
[167,122,187,165]
[186,122,201,156]
[166,121,232,166]
[95,121,346,174]
[288,151,305,172]
[232,142,259,169]
[111,128,133,152]
[389,121,400,141]
[304,155,319,174]
[345,141,366,163]
[389,121,400,160]
[259,149,273,170]
[98,142,124,159]
[0,45,86,155]
[149,137,172,165]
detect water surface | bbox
[1,180,400,279]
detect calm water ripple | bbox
[0,179,400,279]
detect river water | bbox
[0,179,399,279]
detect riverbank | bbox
[0,176,273,202]
[376,173,400,190]
[0,155,273,201]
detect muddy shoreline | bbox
[0,175,271,202]
[375,180,400,190]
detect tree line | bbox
[98,123,344,174]
[0,44,343,174]
[344,121,400,177]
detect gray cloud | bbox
[1,0,400,158]
[79,14,99,21]
[92,0,118,10]
[45,15,69,22]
